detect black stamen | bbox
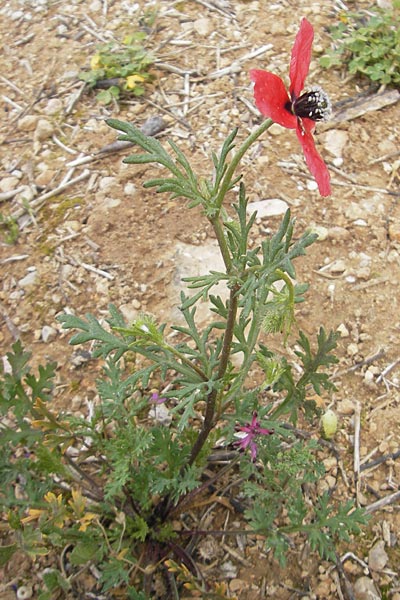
[292,87,331,122]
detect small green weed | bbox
[320,2,400,87]
[80,32,154,105]
[0,212,19,244]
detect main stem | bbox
[188,120,274,464]
[187,285,239,467]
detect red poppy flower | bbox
[250,18,332,196]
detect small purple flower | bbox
[235,411,273,461]
[149,392,167,404]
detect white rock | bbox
[0,176,20,192]
[102,197,121,208]
[347,343,359,357]
[368,540,388,571]
[337,323,350,337]
[41,325,57,343]
[268,123,284,136]
[43,98,63,115]
[353,576,380,599]
[323,130,349,158]
[310,225,329,241]
[364,370,375,386]
[98,176,119,193]
[18,270,37,288]
[306,180,318,191]
[246,198,289,218]
[124,182,137,195]
[332,157,344,167]
[193,17,212,36]
[328,259,347,273]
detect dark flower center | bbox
[288,86,331,122]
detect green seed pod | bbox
[321,409,338,439]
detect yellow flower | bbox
[90,54,102,70]
[44,491,63,506]
[68,489,86,516]
[78,512,97,532]
[126,74,145,89]
[21,508,45,524]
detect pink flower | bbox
[149,392,166,404]
[235,412,273,461]
[250,18,332,197]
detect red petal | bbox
[295,124,331,196]
[289,18,314,99]
[250,69,297,129]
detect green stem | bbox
[187,286,239,467]
[215,118,273,210]
[275,269,294,305]
[163,343,209,382]
[210,215,232,273]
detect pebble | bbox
[364,369,375,386]
[328,226,351,241]
[98,176,119,193]
[43,98,63,115]
[193,17,212,36]
[338,398,355,415]
[306,180,318,191]
[368,540,389,571]
[246,198,289,218]
[388,221,400,242]
[337,323,350,337]
[347,343,359,357]
[18,270,38,288]
[0,176,20,192]
[328,258,347,274]
[220,560,237,579]
[268,123,285,136]
[332,156,344,167]
[17,115,39,131]
[124,182,137,196]
[323,129,349,158]
[309,225,328,241]
[353,576,380,599]
[34,118,54,141]
[41,325,57,343]
[35,168,56,187]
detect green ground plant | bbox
[80,32,154,105]
[320,2,400,87]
